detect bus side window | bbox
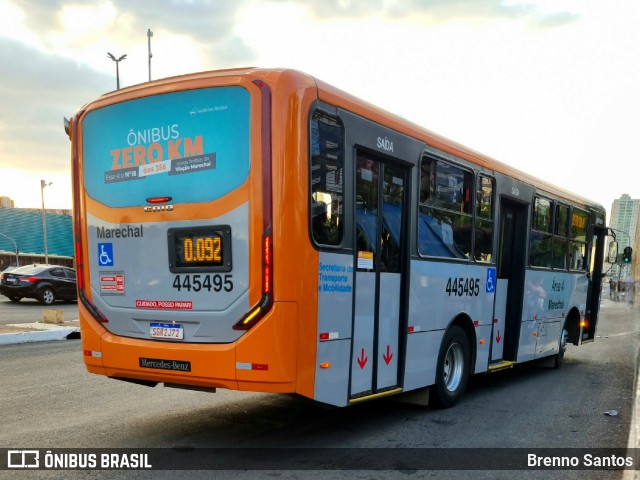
[310,111,345,247]
[418,157,472,259]
[475,175,494,262]
[569,209,588,270]
[530,196,552,268]
[552,204,569,269]
[419,160,432,204]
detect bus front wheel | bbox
[432,325,471,408]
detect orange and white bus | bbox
[67,68,608,408]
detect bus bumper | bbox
[80,301,299,393]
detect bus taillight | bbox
[264,264,271,295]
[75,241,84,290]
[146,196,172,204]
[263,233,272,294]
[233,231,273,331]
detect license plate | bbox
[5,277,17,284]
[150,323,184,340]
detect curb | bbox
[624,342,640,480]
[0,323,80,346]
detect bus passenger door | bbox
[492,198,528,364]
[583,225,606,343]
[351,152,407,399]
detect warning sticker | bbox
[135,300,193,310]
[100,271,125,296]
[357,251,374,270]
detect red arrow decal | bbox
[496,330,502,344]
[383,345,393,365]
[357,348,368,369]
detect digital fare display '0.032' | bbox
[168,226,232,273]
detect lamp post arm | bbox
[0,232,19,267]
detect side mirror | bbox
[608,240,619,264]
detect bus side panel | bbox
[79,300,108,374]
[405,260,495,385]
[314,340,351,407]
[403,330,442,391]
[518,269,585,362]
[236,302,298,392]
[473,325,492,374]
[268,70,320,400]
[313,252,354,406]
[408,260,494,330]
[518,320,537,363]
[315,253,354,339]
[537,320,562,358]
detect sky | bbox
[0,0,639,219]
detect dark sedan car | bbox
[0,264,77,305]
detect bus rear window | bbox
[82,86,250,208]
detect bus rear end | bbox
[70,70,297,393]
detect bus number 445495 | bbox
[445,277,480,297]
[172,274,233,293]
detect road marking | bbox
[597,330,640,339]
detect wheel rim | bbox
[43,290,54,304]
[443,342,464,392]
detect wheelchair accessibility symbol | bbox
[98,243,114,266]
[486,268,496,293]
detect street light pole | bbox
[41,180,52,264]
[107,52,127,90]
[147,29,153,82]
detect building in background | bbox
[0,196,15,208]
[608,194,640,281]
[0,207,73,270]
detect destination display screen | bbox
[168,226,232,273]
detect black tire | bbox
[431,325,471,408]
[39,287,56,305]
[553,325,568,369]
[8,296,22,303]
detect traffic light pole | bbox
[607,227,632,279]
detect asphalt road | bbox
[0,298,638,479]
[0,297,79,325]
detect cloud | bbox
[8,0,257,69]
[108,0,257,66]
[0,37,112,171]
[10,0,240,39]
[0,1,260,183]
[270,0,579,27]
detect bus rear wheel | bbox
[432,325,470,408]
[553,325,569,369]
